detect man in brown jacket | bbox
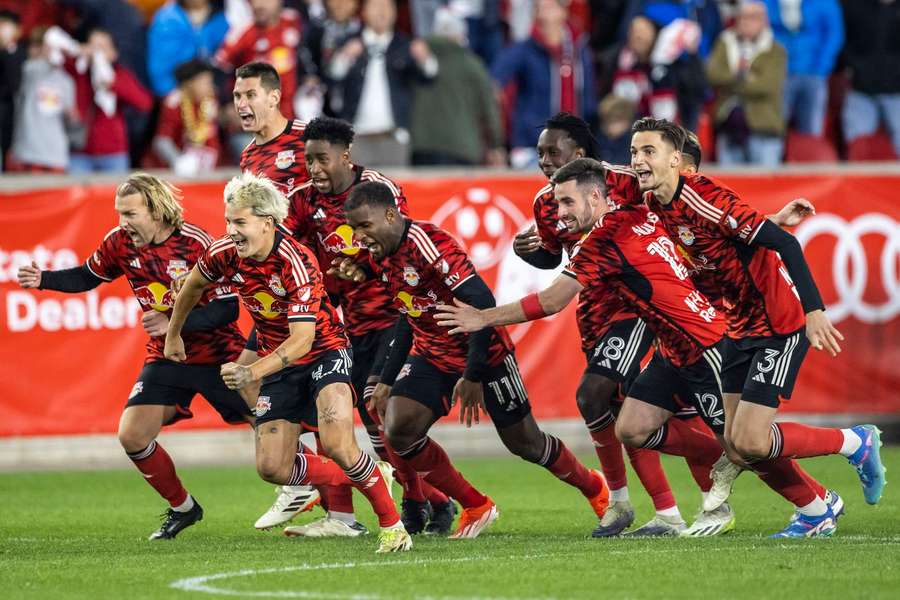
[706,1,787,166]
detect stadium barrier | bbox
[1,167,897,466]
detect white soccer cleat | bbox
[704,454,744,512]
[681,502,736,537]
[283,517,369,538]
[375,460,396,499]
[622,514,687,537]
[376,526,413,553]
[254,485,321,530]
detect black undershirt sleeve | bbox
[182,297,239,333]
[380,317,413,386]
[39,265,105,293]
[751,220,824,313]
[518,247,563,269]
[451,274,497,382]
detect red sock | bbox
[287,453,351,487]
[422,481,450,505]
[625,446,676,511]
[381,435,427,503]
[586,413,628,491]
[681,416,715,492]
[798,463,827,499]
[127,441,188,507]
[396,437,486,508]
[750,457,817,507]
[344,452,401,527]
[648,418,722,463]
[316,443,355,513]
[540,434,601,497]
[772,422,843,459]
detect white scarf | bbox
[721,27,774,74]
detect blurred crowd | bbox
[0,0,897,175]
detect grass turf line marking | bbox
[170,553,563,600]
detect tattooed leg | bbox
[316,382,361,468]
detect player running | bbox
[164,173,412,553]
[512,113,732,537]
[278,117,452,538]
[331,181,611,539]
[16,174,250,540]
[628,118,885,537]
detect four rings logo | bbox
[795,213,899,324]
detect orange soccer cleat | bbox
[448,497,499,540]
[587,470,611,519]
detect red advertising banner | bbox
[1,172,898,436]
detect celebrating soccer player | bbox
[17,174,251,540]
[164,173,412,553]
[628,118,885,537]
[331,181,611,540]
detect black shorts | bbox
[255,348,353,427]
[390,353,532,429]
[721,330,809,408]
[626,343,727,435]
[584,318,654,383]
[126,360,251,425]
[349,326,395,428]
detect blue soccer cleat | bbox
[847,425,887,505]
[789,490,844,524]
[770,507,836,539]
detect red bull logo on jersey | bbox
[275,150,294,169]
[166,260,189,280]
[403,266,420,286]
[243,292,286,319]
[395,290,438,318]
[677,226,695,246]
[255,396,272,417]
[269,274,286,296]
[320,224,361,256]
[134,282,175,312]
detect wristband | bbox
[520,293,547,321]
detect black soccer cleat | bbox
[400,498,431,535]
[425,500,457,536]
[149,500,204,540]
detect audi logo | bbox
[794,213,900,324]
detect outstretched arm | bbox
[18,262,104,292]
[769,198,815,227]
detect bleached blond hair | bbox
[116,173,184,228]
[223,172,289,224]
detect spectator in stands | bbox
[763,0,843,137]
[8,26,80,173]
[147,0,229,97]
[707,0,786,166]
[841,0,900,157]
[214,0,304,119]
[150,59,220,176]
[410,7,505,166]
[411,0,504,66]
[594,93,636,165]
[491,0,595,169]
[63,0,149,85]
[0,9,25,170]
[50,27,153,172]
[328,0,437,166]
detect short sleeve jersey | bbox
[283,166,409,338]
[86,223,244,365]
[373,220,514,374]
[240,118,309,199]
[564,206,725,368]
[644,173,806,338]
[197,232,348,363]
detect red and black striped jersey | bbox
[86,223,244,365]
[197,232,348,364]
[532,173,636,352]
[564,205,725,368]
[239,118,309,198]
[644,173,806,338]
[283,166,408,337]
[371,220,514,373]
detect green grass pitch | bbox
[1,449,897,599]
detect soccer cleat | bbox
[149,501,203,540]
[283,517,368,538]
[789,490,845,524]
[586,470,611,519]
[622,514,686,537]
[681,502,736,537]
[770,507,836,538]
[376,527,413,553]
[254,485,321,530]
[591,500,635,538]
[425,500,457,536]
[449,497,499,540]
[401,499,431,535]
[375,461,396,499]
[703,453,744,512]
[846,425,887,505]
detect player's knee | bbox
[614,419,646,448]
[501,435,544,463]
[730,430,770,460]
[117,427,153,454]
[255,456,289,484]
[575,377,616,421]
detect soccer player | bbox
[628,118,885,537]
[16,174,250,540]
[277,116,453,538]
[164,173,412,553]
[439,158,742,537]
[334,181,611,540]
[512,113,732,537]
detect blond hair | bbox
[116,173,184,228]
[223,171,289,224]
